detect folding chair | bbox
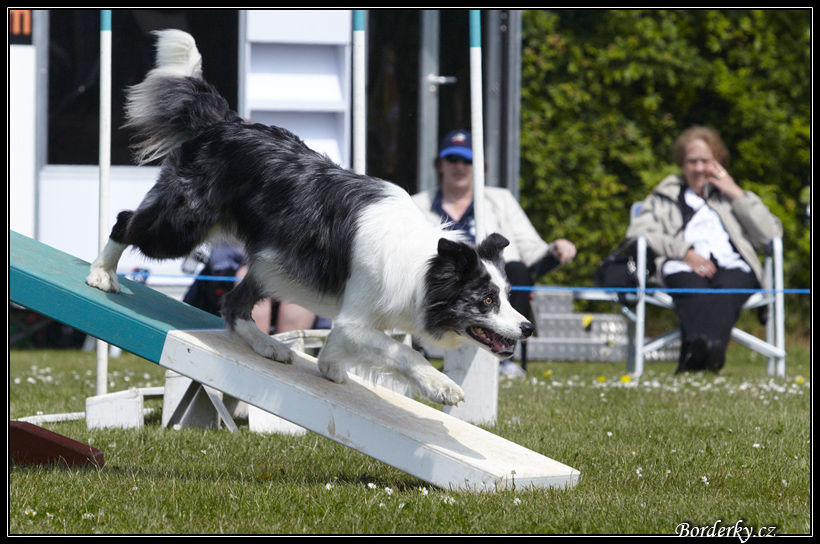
[578,203,786,378]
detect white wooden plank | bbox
[159,329,579,492]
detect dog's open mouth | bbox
[467,326,516,357]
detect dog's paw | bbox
[232,321,293,363]
[253,338,294,364]
[318,359,348,384]
[416,371,465,406]
[86,267,121,293]
[430,382,465,406]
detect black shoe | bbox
[676,337,708,374]
[704,340,726,372]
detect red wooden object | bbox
[9,421,105,467]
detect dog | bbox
[86,30,534,406]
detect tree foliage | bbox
[519,9,811,318]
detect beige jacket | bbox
[626,174,783,285]
[412,186,551,267]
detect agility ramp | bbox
[9,231,579,492]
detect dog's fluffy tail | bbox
[124,29,239,164]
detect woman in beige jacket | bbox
[627,126,783,373]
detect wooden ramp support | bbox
[10,421,105,467]
[9,231,579,492]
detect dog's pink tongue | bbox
[492,333,513,354]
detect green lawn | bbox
[9,341,811,534]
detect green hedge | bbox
[519,9,811,322]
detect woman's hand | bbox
[706,160,743,201]
[684,248,715,278]
[549,238,576,265]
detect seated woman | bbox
[626,126,782,373]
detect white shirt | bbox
[662,188,751,276]
[412,186,550,267]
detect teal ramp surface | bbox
[9,230,222,363]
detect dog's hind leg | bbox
[221,271,293,364]
[319,324,465,406]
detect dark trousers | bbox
[663,266,759,350]
[505,261,534,322]
[505,252,562,322]
[504,261,535,369]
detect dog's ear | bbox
[437,238,479,274]
[477,233,509,263]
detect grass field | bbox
[9,340,811,535]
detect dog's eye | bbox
[483,297,493,306]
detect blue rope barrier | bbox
[511,285,811,295]
[118,271,809,296]
[120,272,241,283]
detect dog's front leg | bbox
[319,325,464,406]
[86,240,128,293]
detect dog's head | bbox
[423,233,535,357]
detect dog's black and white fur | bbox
[86,30,534,406]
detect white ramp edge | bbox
[159,329,580,492]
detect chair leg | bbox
[773,237,786,377]
[632,237,648,377]
[625,320,636,374]
[764,237,786,377]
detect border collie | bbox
[86,30,534,406]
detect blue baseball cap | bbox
[438,129,473,161]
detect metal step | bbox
[534,312,627,341]
[531,289,574,315]
[529,311,628,363]
[527,337,679,363]
[525,337,626,363]
[530,289,680,362]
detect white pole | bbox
[469,10,486,243]
[96,10,112,396]
[352,10,366,175]
[442,10,498,427]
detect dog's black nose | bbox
[520,321,535,339]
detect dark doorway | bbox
[365,10,474,194]
[47,9,238,166]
